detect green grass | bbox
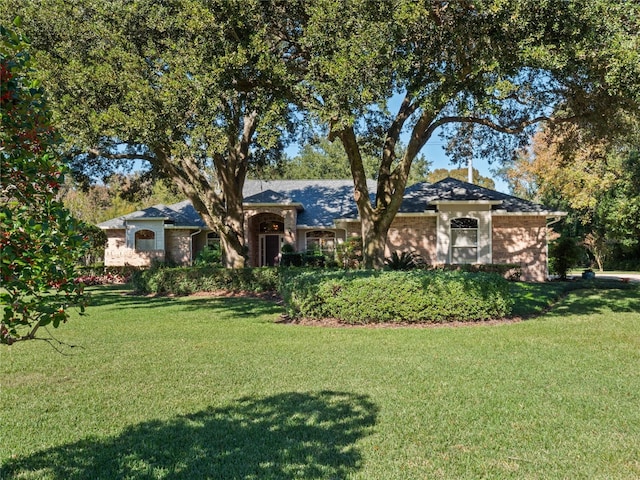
[1,282,639,479]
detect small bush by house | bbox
[280,269,513,324]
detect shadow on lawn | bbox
[544,283,640,318]
[86,285,283,318]
[2,391,377,480]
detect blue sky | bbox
[418,135,509,193]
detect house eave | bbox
[430,200,503,206]
[244,202,304,211]
[492,211,567,217]
[164,225,210,230]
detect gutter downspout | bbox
[189,229,202,266]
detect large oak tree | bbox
[302,0,640,267]
[507,119,640,270]
[2,0,306,268]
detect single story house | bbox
[98,177,565,281]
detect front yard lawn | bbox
[1,282,639,479]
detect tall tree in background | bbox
[302,0,640,268]
[1,21,91,345]
[257,136,430,183]
[506,121,640,270]
[2,0,306,268]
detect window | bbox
[450,218,478,264]
[306,230,336,255]
[135,229,156,251]
[206,232,221,251]
[260,221,284,233]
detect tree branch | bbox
[431,115,551,135]
[87,148,156,162]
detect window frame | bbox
[305,230,336,255]
[135,229,156,251]
[450,217,478,264]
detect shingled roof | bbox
[401,177,556,213]
[243,179,377,227]
[99,177,559,230]
[98,200,207,229]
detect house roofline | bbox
[492,211,567,217]
[430,200,503,206]
[243,202,304,210]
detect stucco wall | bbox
[492,215,548,282]
[435,205,492,264]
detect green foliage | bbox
[1,0,309,268]
[302,0,640,268]
[384,251,424,270]
[336,236,363,269]
[280,270,513,324]
[193,246,222,267]
[1,21,91,345]
[430,263,522,281]
[549,236,582,280]
[131,266,278,296]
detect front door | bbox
[261,234,281,266]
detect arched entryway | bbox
[248,213,286,266]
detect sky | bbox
[417,135,509,193]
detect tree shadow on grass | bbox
[544,283,640,318]
[2,391,377,479]
[85,285,284,319]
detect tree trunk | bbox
[217,172,247,269]
[361,215,391,269]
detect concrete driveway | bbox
[571,272,640,283]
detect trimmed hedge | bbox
[280,269,514,323]
[130,266,278,295]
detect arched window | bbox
[135,229,156,251]
[306,230,336,255]
[450,218,478,264]
[260,221,284,233]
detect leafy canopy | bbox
[1,20,91,345]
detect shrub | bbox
[384,251,425,270]
[336,236,363,269]
[428,263,521,281]
[280,270,513,324]
[281,252,304,267]
[76,266,138,285]
[549,236,582,280]
[131,266,278,295]
[193,247,222,266]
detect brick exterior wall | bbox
[492,215,548,282]
[338,214,549,281]
[103,230,165,267]
[387,216,438,264]
[165,229,193,265]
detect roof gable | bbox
[402,177,554,213]
[243,189,297,205]
[243,180,376,226]
[98,200,207,229]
